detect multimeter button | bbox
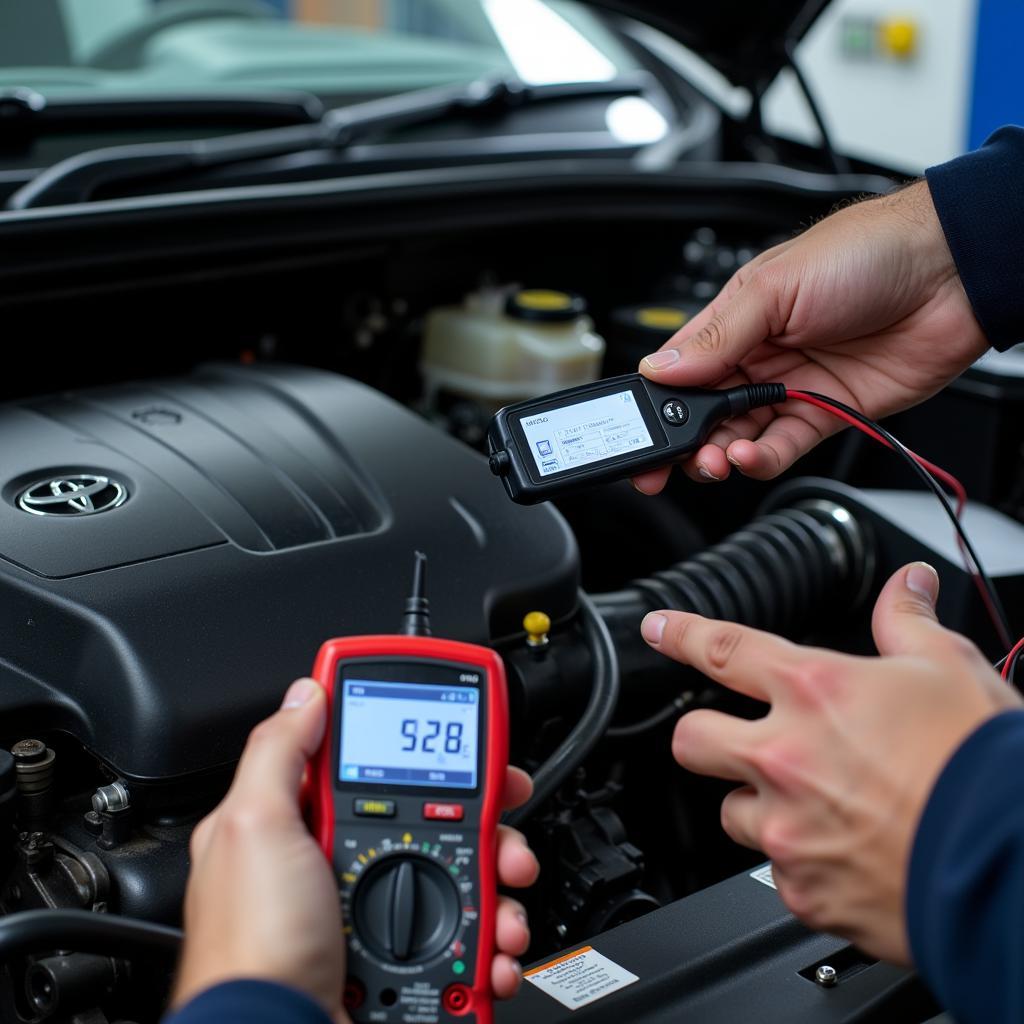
[443,984,472,1015]
[662,399,689,425]
[354,798,396,818]
[423,802,464,821]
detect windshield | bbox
[0,0,637,104]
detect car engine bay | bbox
[2,177,1024,1024]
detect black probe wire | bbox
[606,692,693,740]
[790,389,1014,650]
[504,590,620,828]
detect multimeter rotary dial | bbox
[349,852,463,965]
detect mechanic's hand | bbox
[172,680,539,1019]
[634,180,989,492]
[641,562,1021,963]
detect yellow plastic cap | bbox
[515,290,574,312]
[523,611,551,642]
[880,17,917,58]
[636,307,689,330]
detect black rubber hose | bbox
[504,590,620,828]
[0,910,181,963]
[595,500,870,640]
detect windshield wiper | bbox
[6,73,651,210]
[0,87,324,150]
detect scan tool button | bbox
[424,803,464,821]
[354,799,396,818]
[662,400,689,425]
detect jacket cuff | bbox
[907,709,1024,1015]
[163,979,333,1024]
[926,125,1024,351]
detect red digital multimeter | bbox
[309,554,509,1024]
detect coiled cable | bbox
[504,590,619,828]
[0,909,181,963]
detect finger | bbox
[496,896,530,957]
[228,679,327,810]
[671,708,760,783]
[723,414,831,480]
[639,247,782,374]
[870,562,948,658]
[641,611,798,701]
[640,276,780,387]
[497,825,540,889]
[491,954,524,1000]
[720,785,763,850]
[631,466,672,495]
[502,766,533,811]
[684,406,778,481]
[683,446,730,482]
[189,810,217,863]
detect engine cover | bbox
[0,364,578,781]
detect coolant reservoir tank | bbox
[421,286,605,408]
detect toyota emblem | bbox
[17,474,128,517]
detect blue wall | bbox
[969,0,1024,148]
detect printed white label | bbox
[749,863,776,889]
[524,945,638,1010]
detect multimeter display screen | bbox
[519,389,655,476]
[339,680,479,789]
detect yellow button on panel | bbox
[880,17,917,59]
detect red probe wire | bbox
[783,389,1011,650]
[784,390,966,515]
[1001,637,1024,681]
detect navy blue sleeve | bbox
[162,979,332,1024]
[907,709,1024,1023]
[926,125,1024,351]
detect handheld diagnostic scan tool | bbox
[487,373,785,504]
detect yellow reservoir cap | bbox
[506,289,586,323]
[523,611,551,647]
[880,17,917,58]
[636,307,689,330]
[515,290,574,312]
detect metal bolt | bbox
[91,781,130,814]
[11,739,46,762]
[12,740,56,797]
[815,964,838,987]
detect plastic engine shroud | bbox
[0,364,578,781]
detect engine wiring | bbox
[783,388,1014,651]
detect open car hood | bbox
[587,0,831,89]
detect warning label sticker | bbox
[749,863,776,890]
[524,945,638,1010]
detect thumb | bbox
[230,678,327,810]
[639,276,776,386]
[871,562,943,657]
